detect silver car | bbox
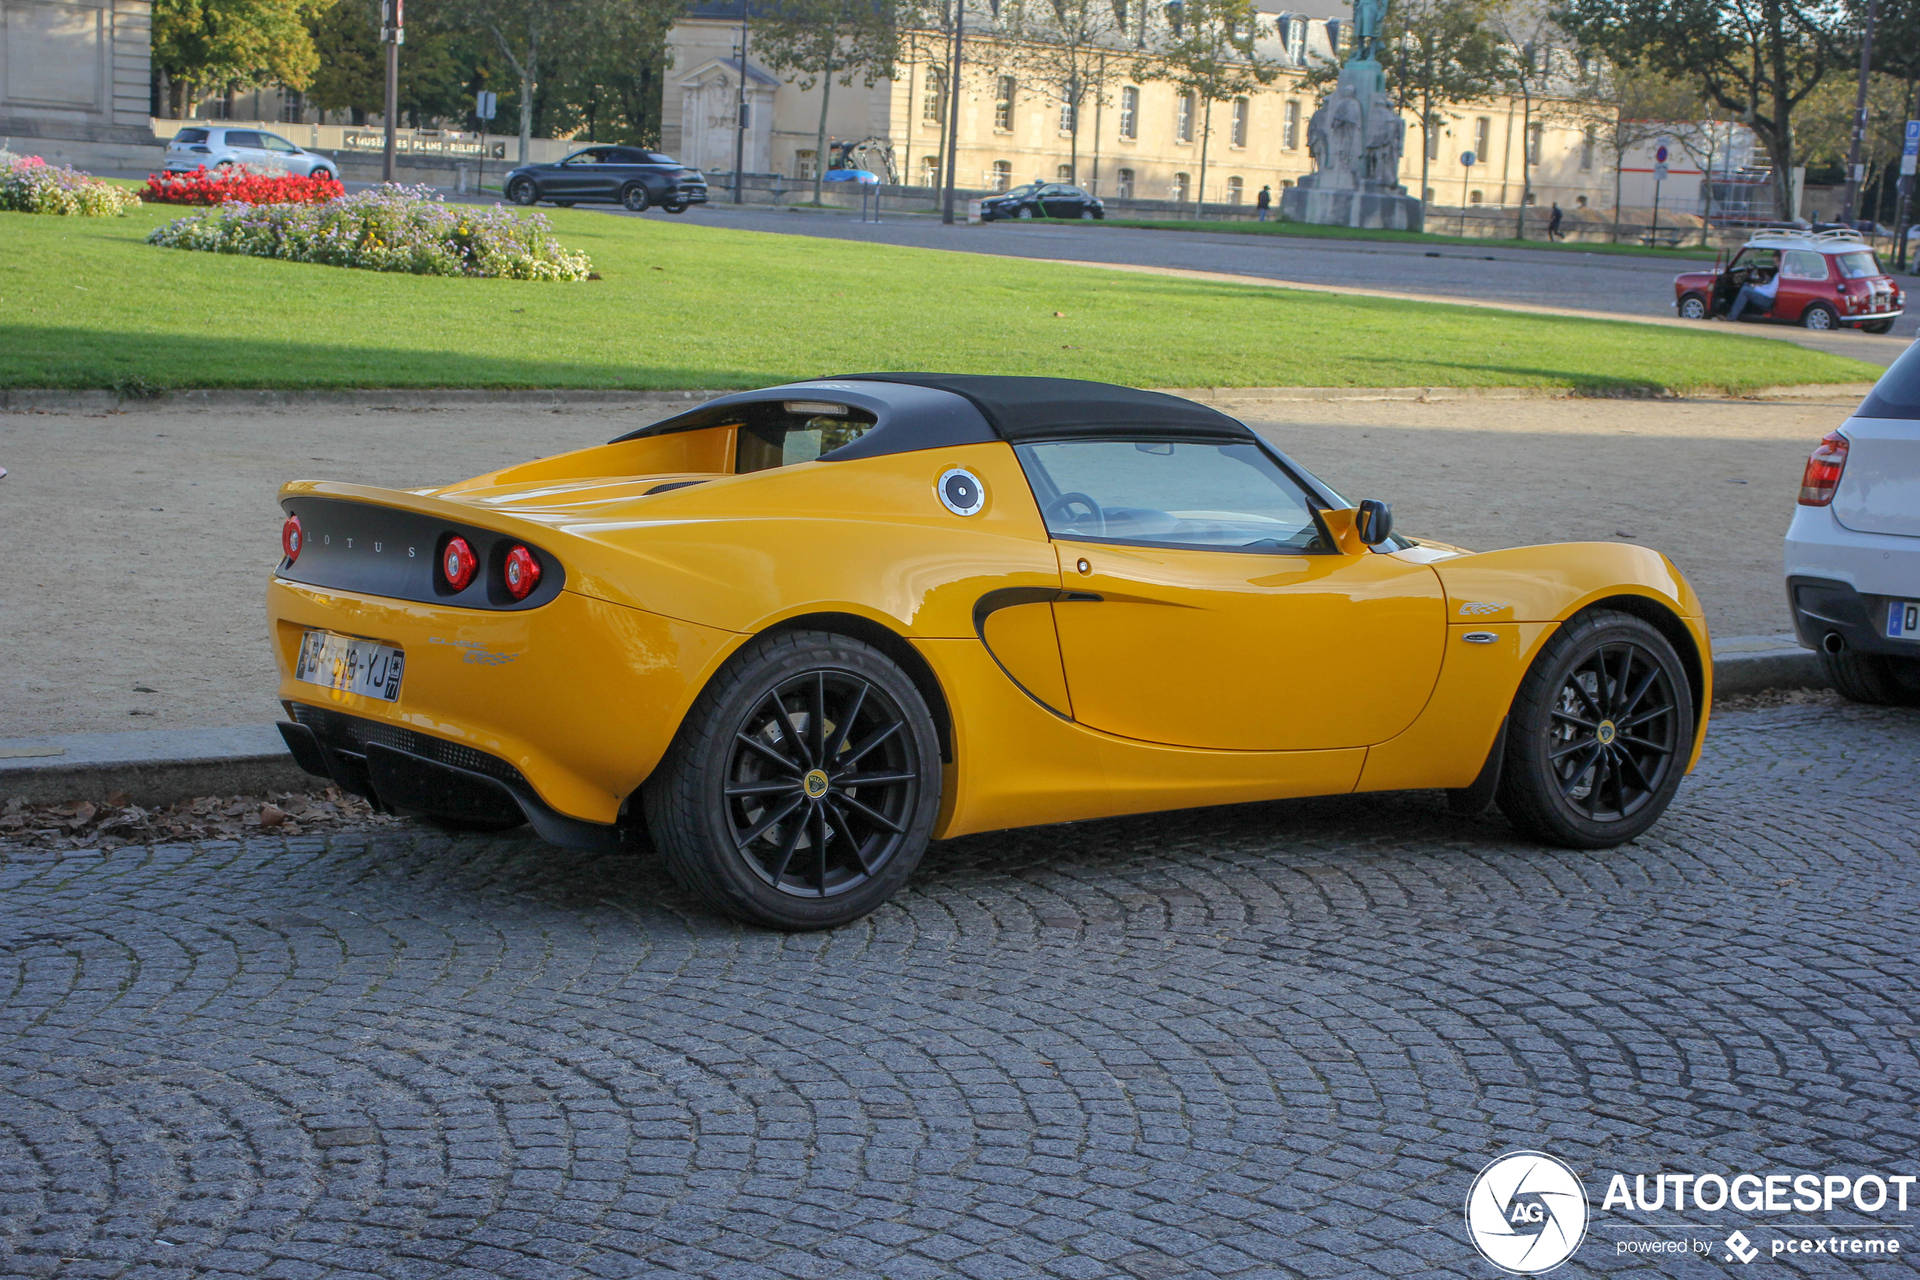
[163,126,338,180]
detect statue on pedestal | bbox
[1280,0,1424,231]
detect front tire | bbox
[621,183,651,212]
[1677,292,1708,320]
[1819,647,1920,706]
[644,631,943,929]
[1802,302,1838,330]
[508,177,538,206]
[1496,609,1694,848]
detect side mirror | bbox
[1356,498,1394,546]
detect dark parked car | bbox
[979,182,1104,222]
[504,147,708,214]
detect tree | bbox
[543,0,680,146]
[435,0,588,164]
[1490,7,1576,237]
[1557,0,1849,223]
[1138,0,1279,216]
[1376,0,1505,205]
[1003,0,1130,185]
[754,0,902,204]
[1573,59,1708,241]
[153,0,326,114]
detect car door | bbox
[220,129,266,168]
[548,149,607,198]
[256,131,306,172]
[1013,436,1448,752]
[1774,249,1832,324]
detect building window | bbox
[1226,175,1244,204]
[1473,117,1490,160]
[1469,189,1483,204]
[1427,123,1441,161]
[1580,125,1596,171]
[1527,121,1542,165]
[1058,163,1073,182]
[1059,101,1075,134]
[1283,100,1300,150]
[995,76,1016,132]
[921,155,940,187]
[1172,171,1190,202]
[796,149,817,179]
[923,68,946,126]
[1119,86,1139,140]
[1423,186,1433,203]
[1116,167,1135,198]
[991,159,1011,190]
[1231,97,1249,148]
[1176,92,1194,143]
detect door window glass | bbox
[1015,439,1327,552]
[224,131,262,148]
[259,133,299,153]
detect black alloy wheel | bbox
[507,177,537,206]
[645,631,942,929]
[621,183,650,212]
[1498,609,1694,848]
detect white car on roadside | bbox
[162,126,337,181]
[1785,340,1920,703]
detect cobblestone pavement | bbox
[3,700,1917,1279]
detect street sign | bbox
[1903,119,1919,177]
[1460,150,1476,167]
[1655,142,1669,164]
[1653,162,1669,181]
[476,91,497,122]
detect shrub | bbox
[145,185,593,280]
[0,154,140,216]
[143,166,345,206]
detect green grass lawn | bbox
[0,202,1878,394]
[1098,216,1722,260]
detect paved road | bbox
[658,205,1920,359]
[4,698,1917,1278]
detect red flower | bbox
[142,166,345,206]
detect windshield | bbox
[1836,251,1881,279]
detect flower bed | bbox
[145,185,593,280]
[0,152,140,216]
[143,167,344,206]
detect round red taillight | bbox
[503,545,541,600]
[281,513,302,563]
[441,536,478,591]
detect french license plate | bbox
[1887,600,1920,641]
[295,630,405,701]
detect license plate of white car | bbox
[295,630,404,701]
[1887,600,1920,641]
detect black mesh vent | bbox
[288,705,531,791]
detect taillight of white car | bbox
[1798,431,1849,506]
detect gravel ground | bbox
[0,390,1856,737]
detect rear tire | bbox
[1862,319,1894,334]
[1819,647,1920,706]
[621,183,650,212]
[309,166,334,183]
[1802,303,1838,330]
[1496,609,1694,848]
[644,631,942,929]
[1017,206,1035,220]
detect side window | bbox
[259,133,299,153]
[225,130,262,148]
[1014,439,1327,553]
[1782,250,1829,280]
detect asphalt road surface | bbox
[667,204,1920,357]
[4,696,1917,1277]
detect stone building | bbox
[0,0,151,147]
[664,0,1616,212]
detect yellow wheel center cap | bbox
[803,769,830,799]
[1596,720,1617,745]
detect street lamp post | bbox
[733,0,750,204]
[381,0,403,182]
[1842,0,1879,225]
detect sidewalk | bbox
[0,389,1845,801]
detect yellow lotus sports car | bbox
[268,375,1711,928]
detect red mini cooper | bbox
[1673,231,1904,333]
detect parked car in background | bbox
[163,127,337,181]
[503,147,708,213]
[1785,341,1920,705]
[1672,230,1903,333]
[979,183,1105,222]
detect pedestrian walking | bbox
[1256,185,1272,222]
[1547,202,1564,240]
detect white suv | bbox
[1784,341,1920,704]
[163,126,337,180]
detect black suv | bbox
[504,147,709,214]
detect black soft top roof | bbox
[837,373,1251,441]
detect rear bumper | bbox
[1787,576,1920,659]
[280,708,619,849]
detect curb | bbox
[0,639,1828,810]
